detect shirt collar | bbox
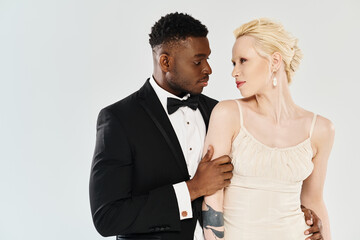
[149,76,190,114]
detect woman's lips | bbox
[236,81,246,88]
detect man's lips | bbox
[236,81,246,88]
[199,76,209,86]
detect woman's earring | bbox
[272,72,277,87]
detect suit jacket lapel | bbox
[138,79,189,178]
[198,97,211,131]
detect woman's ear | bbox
[271,52,282,71]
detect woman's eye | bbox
[240,58,247,64]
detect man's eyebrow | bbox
[194,52,211,58]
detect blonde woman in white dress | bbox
[202,19,334,240]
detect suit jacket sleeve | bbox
[89,108,181,236]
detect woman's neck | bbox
[254,74,297,125]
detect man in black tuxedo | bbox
[90,12,323,240]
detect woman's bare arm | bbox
[202,101,239,240]
[301,115,335,240]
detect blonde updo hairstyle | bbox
[233,18,302,83]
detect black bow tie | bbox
[167,95,199,114]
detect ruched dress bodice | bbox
[223,100,316,240]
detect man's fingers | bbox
[201,145,214,163]
[212,155,232,165]
[303,208,323,240]
[220,162,234,173]
[311,210,320,224]
[304,224,320,235]
[222,179,231,188]
[311,210,322,233]
[302,208,313,226]
[305,232,322,240]
[222,172,233,180]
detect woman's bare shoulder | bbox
[212,99,240,114]
[303,111,335,157]
[209,100,242,139]
[313,114,335,138]
[298,105,334,133]
[212,97,258,118]
[210,99,241,125]
[295,105,335,136]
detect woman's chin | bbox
[238,89,253,98]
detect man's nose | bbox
[203,61,212,75]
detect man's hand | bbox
[301,205,323,240]
[186,145,233,201]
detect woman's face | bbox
[231,36,272,97]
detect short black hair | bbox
[149,12,208,49]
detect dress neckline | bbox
[233,126,313,152]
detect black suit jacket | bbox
[90,79,218,239]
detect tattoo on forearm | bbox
[202,203,224,239]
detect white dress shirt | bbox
[149,77,205,240]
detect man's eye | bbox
[194,61,201,65]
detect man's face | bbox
[166,37,212,96]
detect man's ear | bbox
[271,52,282,71]
[159,54,172,72]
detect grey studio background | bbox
[1,0,359,239]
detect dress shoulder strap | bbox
[309,113,318,138]
[234,100,244,127]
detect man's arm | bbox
[89,108,181,236]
